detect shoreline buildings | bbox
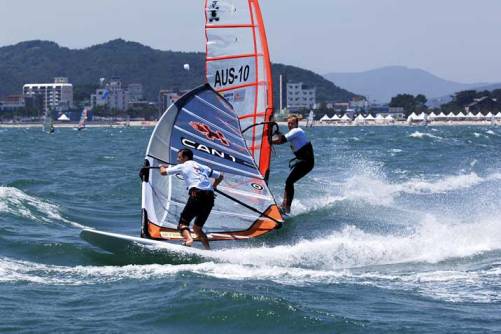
[90,78,144,111]
[23,77,73,112]
[287,82,316,112]
[158,90,186,114]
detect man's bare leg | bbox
[281,191,291,214]
[193,225,210,250]
[178,224,193,247]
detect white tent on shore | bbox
[428,112,439,120]
[407,112,418,122]
[319,114,330,123]
[354,114,366,123]
[330,114,341,121]
[414,113,426,121]
[365,114,376,121]
[340,114,351,122]
[58,113,70,121]
[375,114,386,123]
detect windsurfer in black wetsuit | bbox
[272,116,315,214]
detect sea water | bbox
[0,126,500,333]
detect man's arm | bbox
[159,164,182,176]
[212,173,224,189]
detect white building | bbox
[287,82,316,112]
[0,95,25,111]
[127,83,143,102]
[350,98,369,110]
[90,78,129,111]
[159,90,185,113]
[23,77,73,111]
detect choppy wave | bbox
[3,217,500,305]
[214,215,501,269]
[341,172,501,206]
[409,131,442,140]
[0,186,84,229]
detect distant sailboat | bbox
[307,110,315,127]
[77,108,88,131]
[42,109,54,134]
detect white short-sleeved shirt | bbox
[284,127,309,152]
[166,160,221,191]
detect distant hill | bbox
[0,40,356,105]
[324,66,494,103]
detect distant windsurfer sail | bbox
[77,108,88,131]
[141,84,283,245]
[205,0,275,180]
[42,110,54,134]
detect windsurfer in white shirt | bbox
[159,149,223,249]
[272,116,315,214]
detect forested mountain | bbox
[0,40,356,104]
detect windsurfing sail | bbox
[78,108,88,130]
[42,109,54,133]
[204,0,274,180]
[141,84,283,242]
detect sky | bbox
[1,0,500,84]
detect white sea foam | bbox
[2,214,500,303]
[0,186,84,228]
[292,195,346,215]
[409,131,442,140]
[340,172,501,206]
[212,214,501,269]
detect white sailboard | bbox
[80,228,210,259]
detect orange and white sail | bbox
[205,0,274,180]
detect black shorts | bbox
[179,188,215,228]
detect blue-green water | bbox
[1,126,500,333]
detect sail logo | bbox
[181,137,254,169]
[224,89,246,103]
[208,1,220,23]
[214,65,251,88]
[182,137,235,163]
[190,121,230,146]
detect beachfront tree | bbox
[390,94,428,116]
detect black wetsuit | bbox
[285,142,314,207]
[179,188,215,228]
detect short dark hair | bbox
[179,148,193,160]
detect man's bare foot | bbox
[280,206,291,215]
